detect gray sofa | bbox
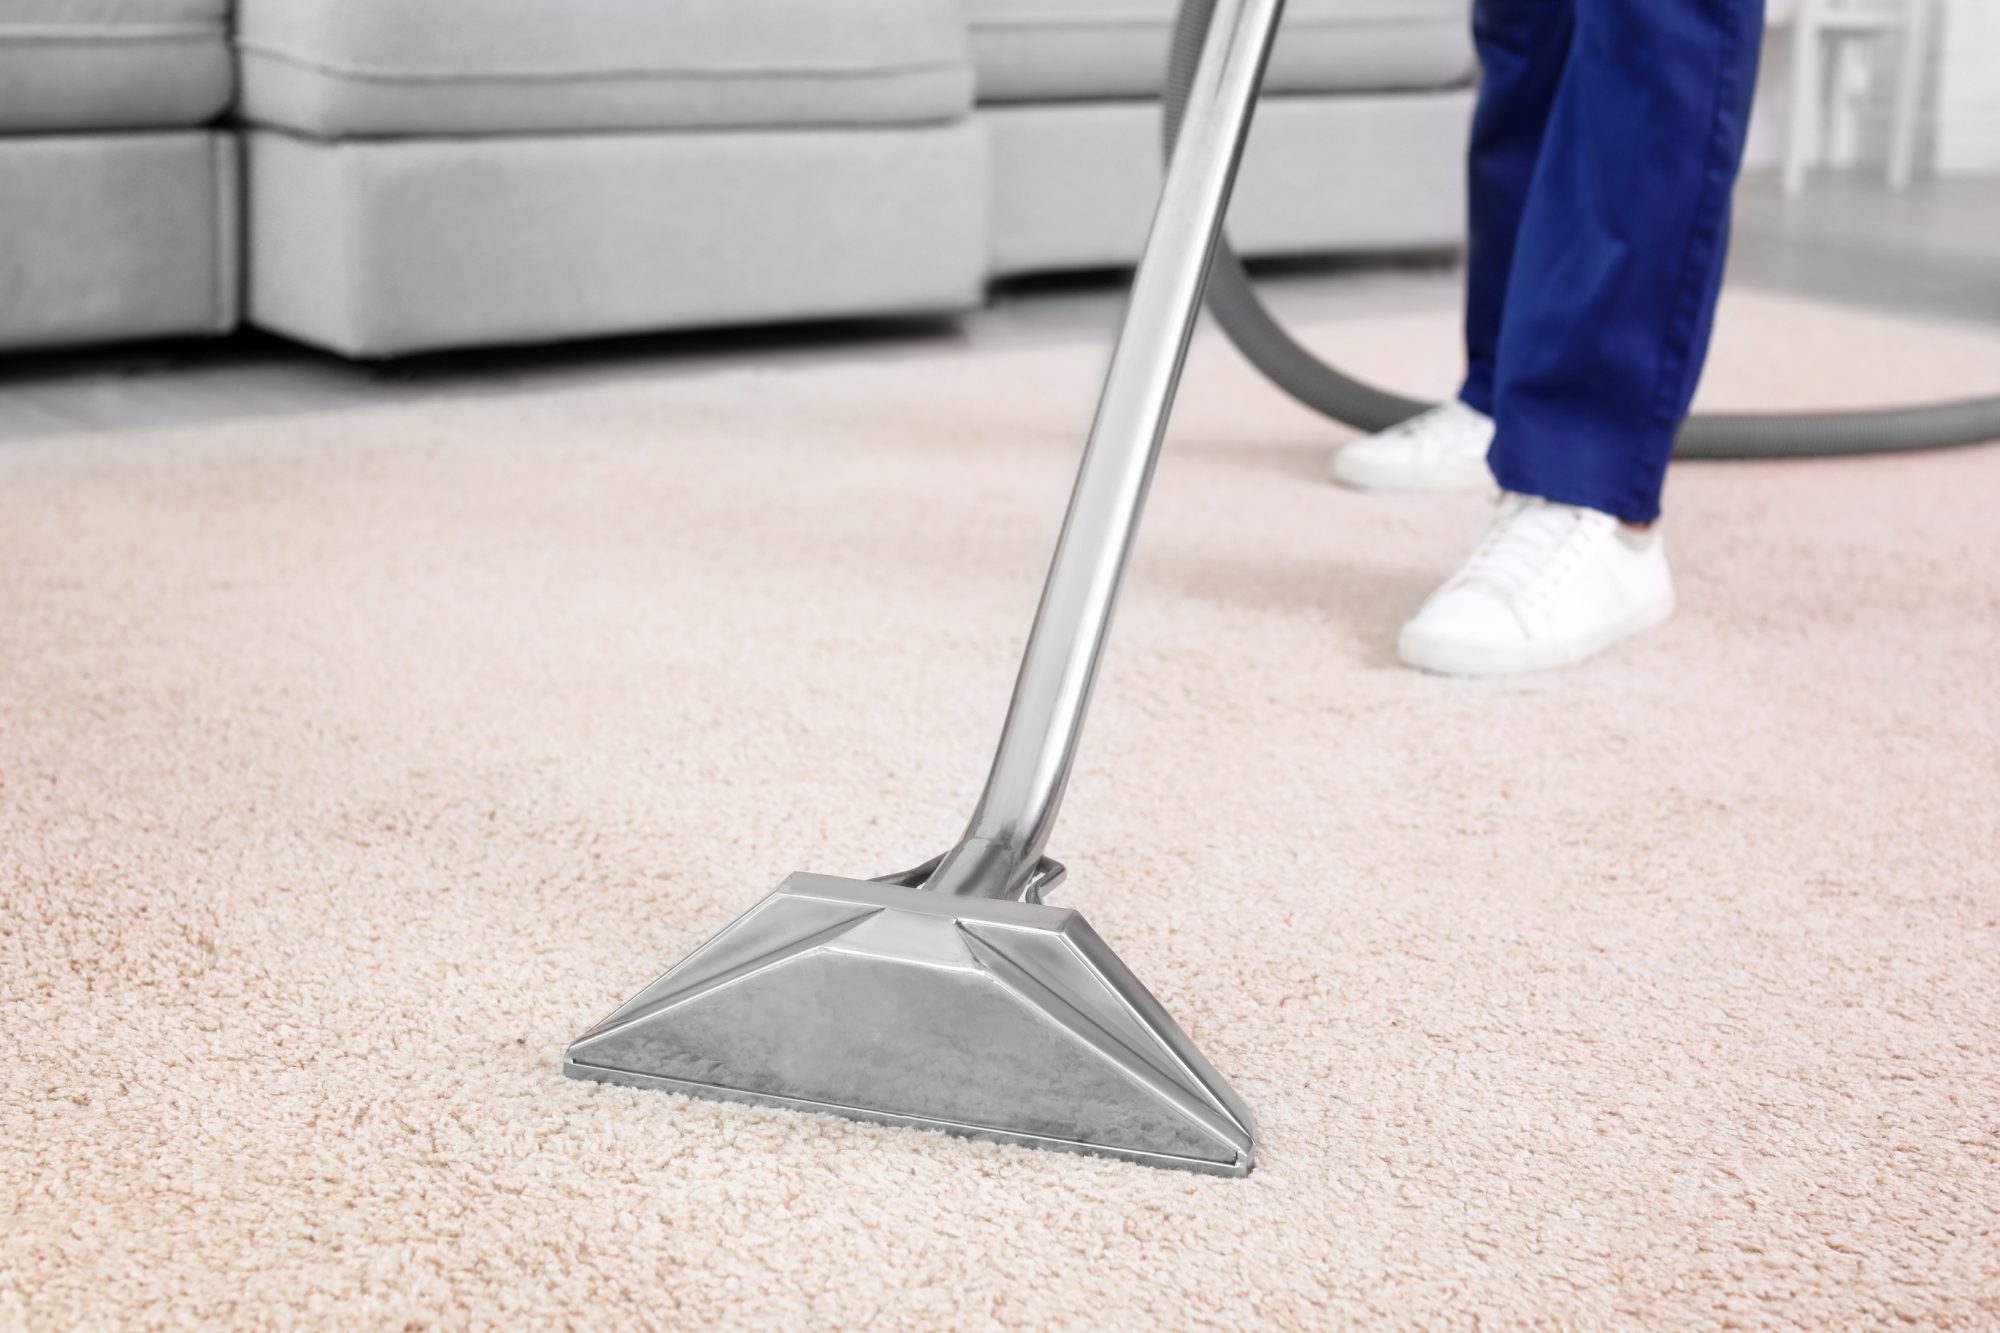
[1,0,1474,359]
[972,0,1472,276]
[236,0,990,358]
[0,0,240,351]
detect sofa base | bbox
[984,90,1472,278]
[246,122,990,359]
[0,131,239,351]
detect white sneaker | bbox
[1329,400,1495,492]
[1397,492,1675,677]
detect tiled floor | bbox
[1,170,1994,445]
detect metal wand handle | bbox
[923,0,1289,900]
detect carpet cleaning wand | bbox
[561,0,1291,1174]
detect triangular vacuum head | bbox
[565,875,1255,1175]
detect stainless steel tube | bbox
[924,0,1288,901]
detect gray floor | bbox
[1,169,1995,446]
[1730,171,2000,325]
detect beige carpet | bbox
[3,289,1998,1328]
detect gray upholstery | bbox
[0,1,241,349]
[235,0,974,138]
[968,0,1472,102]
[0,0,1474,356]
[985,92,1471,276]
[0,0,233,132]
[0,132,239,350]
[246,122,989,358]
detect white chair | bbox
[1780,0,1936,194]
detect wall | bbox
[1935,0,2000,174]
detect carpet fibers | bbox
[3,291,1998,1328]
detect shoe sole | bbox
[1327,453,1491,494]
[1396,596,1676,679]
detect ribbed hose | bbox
[1165,0,2000,458]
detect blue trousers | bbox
[1459,0,1765,524]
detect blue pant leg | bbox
[1486,0,1765,523]
[1461,0,1575,416]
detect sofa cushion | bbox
[968,0,1473,102]
[0,0,233,132]
[246,122,987,357]
[0,131,239,350]
[235,0,975,138]
[984,93,1469,277]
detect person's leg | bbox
[1397,0,1765,676]
[1460,0,1577,417]
[1328,0,1571,493]
[1486,0,1766,524]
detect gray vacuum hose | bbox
[1165,0,2000,458]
